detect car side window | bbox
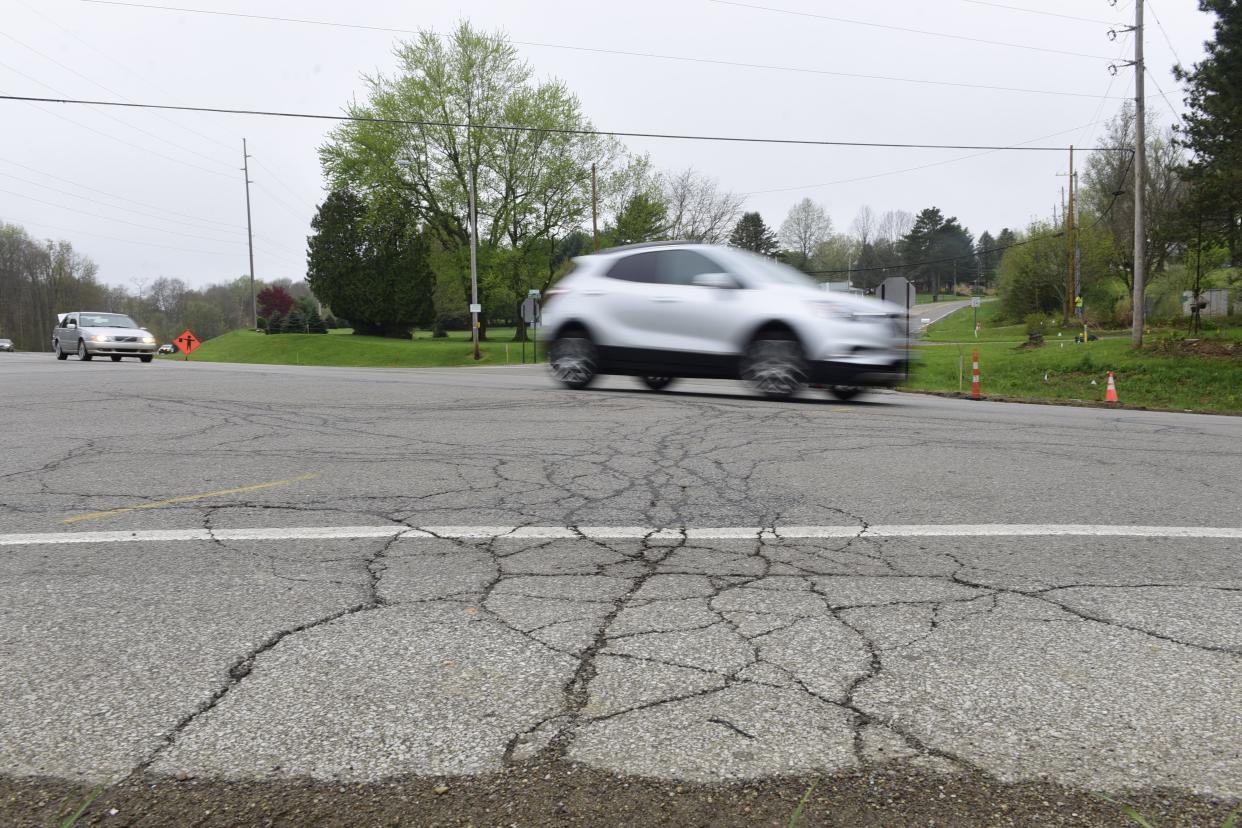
[656,250,726,286]
[605,252,661,283]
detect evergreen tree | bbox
[1174,0,1242,262]
[606,193,668,246]
[286,306,308,334]
[976,230,997,287]
[267,311,285,335]
[307,188,435,338]
[308,308,327,333]
[728,212,779,256]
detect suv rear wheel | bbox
[826,385,864,401]
[549,329,598,389]
[741,331,805,399]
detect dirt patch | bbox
[1149,338,1242,358]
[4,761,1237,828]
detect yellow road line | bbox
[63,473,319,525]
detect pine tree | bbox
[266,311,285,334]
[728,212,779,256]
[606,193,668,246]
[308,308,328,333]
[286,306,308,334]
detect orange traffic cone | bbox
[1105,372,1119,403]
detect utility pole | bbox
[242,138,256,330]
[1131,0,1147,347]
[1060,146,1076,323]
[591,162,599,252]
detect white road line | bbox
[1,524,1241,546]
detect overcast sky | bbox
[0,0,1217,291]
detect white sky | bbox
[0,0,1216,290]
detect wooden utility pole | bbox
[1066,146,1075,322]
[242,139,256,330]
[591,162,599,252]
[1132,0,1147,347]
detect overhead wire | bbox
[0,95,1135,153]
[958,0,1118,25]
[0,157,244,230]
[706,0,1118,61]
[1145,0,1185,68]
[75,0,1130,101]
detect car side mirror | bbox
[691,272,737,289]
[67,321,77,328]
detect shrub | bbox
[307,309,328,334]
[286,307,308,334]
[267,312,285,334]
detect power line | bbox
[0,157,244,230]
[707,0,1117,61]
[1145,67,1180,121]
[0,215,244,256]
[0,185,248,244]
[809,149,1136,276]
[0,94,1137,153]
[1145,0,1186,68]
[0,169,248,234]
[0,62,234,178]
[76,0,1130,101]
[743,119,1109,196]
[0,30,235,171]
[958,0,1117,25]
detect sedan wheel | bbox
[111,355,123,362]
[639,376,675,391]
[77,340,92,361]
[55,341,68,360]
[741,336,805,399]
[549,335,598,389]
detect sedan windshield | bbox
[79,313,138,328]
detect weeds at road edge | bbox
[786,779,818,827]
[56,785,103,828]
[1100,794,1240,827]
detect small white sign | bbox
[527,289,541,298]
[971,296,982,308]
[469,303,482,313]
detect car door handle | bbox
[651,296,682,303]
[583,290,607,296]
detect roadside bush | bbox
[256,316,268,332]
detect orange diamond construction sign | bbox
[174,329,201,356]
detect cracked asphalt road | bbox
[1,353,1240,825]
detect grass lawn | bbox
[911,305,1242,414]
[165,327,546,368]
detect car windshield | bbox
[728,250,818,289]
[78,313,138,328]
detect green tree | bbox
[779,198,832,270]
[728,212,779,255]
[899,208,976,295]
[307,308,328,334]
[1174,0,1242,263]
[267,311,286,335]
[606,193,668,246]
[286,306,308,334]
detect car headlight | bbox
[142,336,155,344]
[807,302,855,321]
[90,334,112,342]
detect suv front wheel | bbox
[549,330,598,389]
[741,332,805,399]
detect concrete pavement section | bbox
[1,354,1240,824]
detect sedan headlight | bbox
[141,336,155,344]
[90,334,112,342]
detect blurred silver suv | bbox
[540,243,907,399]
[52,312,157,362]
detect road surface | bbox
[1,354,1239,826]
